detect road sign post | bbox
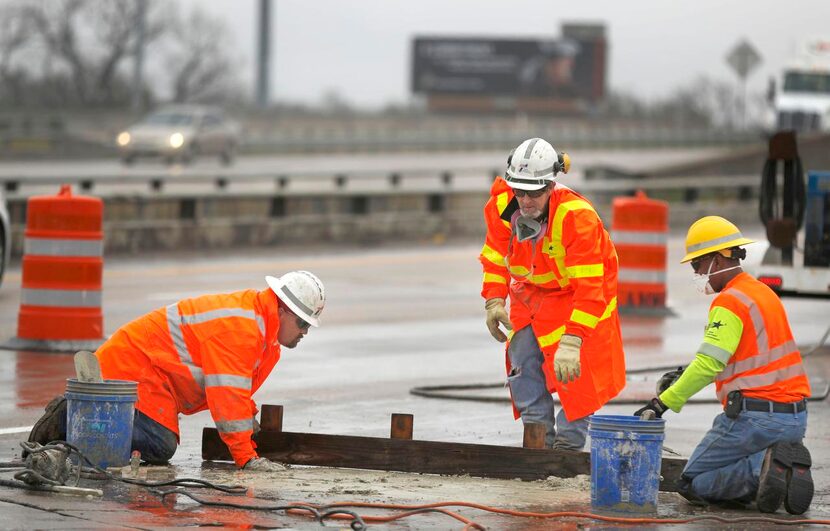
[726,39,762,129]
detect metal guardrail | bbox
[0,167,760,199]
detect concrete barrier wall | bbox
[7,189,762,257]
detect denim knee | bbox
[132,411,178,464]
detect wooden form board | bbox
[203,405,687,492]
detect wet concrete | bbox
[0,231,828,528]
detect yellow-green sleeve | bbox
[658,306,741,412]
[659,354,726,412]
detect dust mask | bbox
[691,258,740,295]
[515,216,543,242]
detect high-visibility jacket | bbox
[479,177,626,421]
[96,289,282,467]
[702,272,810,404]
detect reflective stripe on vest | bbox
[205,374,252,390]
[718,363,807,397]
[611,230,668,246]
[182,308,265,337]
[166,303,265,390]
[167,304,205,387]
[714,287,801,400]
[496,192,511,228]
[483,272,508,285]
[21,288,101,308]
[24,238,103,257]
[481,244,506,266]
[215,417,254,434]
[538,296,618,348]
[717,339,799,380]
[618,268,667,284]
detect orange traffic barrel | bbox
[6,185,105,352]
[611,190,670,314]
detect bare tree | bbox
[165,8,241,103]
[0,0,168,107]
[0,3,35,105]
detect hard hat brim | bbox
[680,237,755,263]
[503,176,549,191]
[265,275,320,327]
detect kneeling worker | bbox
[28,271,325,472]
[635,216,812,514]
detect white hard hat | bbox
[504,138,570,191]
[265,271,325,327]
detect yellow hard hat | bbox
[681,216,755,263]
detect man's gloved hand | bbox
[657,366,685,396]
[243,457,287,472]
[554,334,582,383]
[634,397,669,419]
[485,298,512,343]
[252,418,261,435]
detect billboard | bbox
[411,27,605,104]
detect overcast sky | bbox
[181,0,830,109]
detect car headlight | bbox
[169,132,184,148]
[117,132,131,146]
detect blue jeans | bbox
[683,408,808,502]
[132,410,178,465]
[507,325,588,449]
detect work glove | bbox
[656,366,685,395]
[633,397,669,419]
[243,457,287,472]
[484,298,512,343]
[253,418,261,435]
[554,334,582,383]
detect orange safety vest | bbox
[479,177,626,421]
[712,272,810,404]
[96,289,282,467]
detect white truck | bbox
[773,37,830,132]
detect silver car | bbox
[0,189,10,288]
[116,105,240,165]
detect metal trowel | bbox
[74,350,103,383]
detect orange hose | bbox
[317,500,830,527]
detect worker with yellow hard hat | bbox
[635,216,812,514]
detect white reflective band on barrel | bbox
[617,269,666,284]
[611,230,667,246]
[24,238,103,257]
[166,304,205,387]
[21,288,101,307]
[717,363,807,399]
[724,288,769,352]
[215,418,254,434]
[205,374,252,390]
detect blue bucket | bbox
[65,378,137,469]
[588,414,665,512]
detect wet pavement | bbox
[0,230,828,529]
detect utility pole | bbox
[256,0,272,109]
[131,0,147,112]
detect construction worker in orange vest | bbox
[28,271,325,472]
[480,138,626,449]
[635,216,812,514]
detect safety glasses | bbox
[690,255,714,272]
[295,315,310,330]
[513,188,548,199]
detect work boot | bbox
[784,442,813,515]
[27,396,67,446]
[756,442,789,513]
[676,476,708,507]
